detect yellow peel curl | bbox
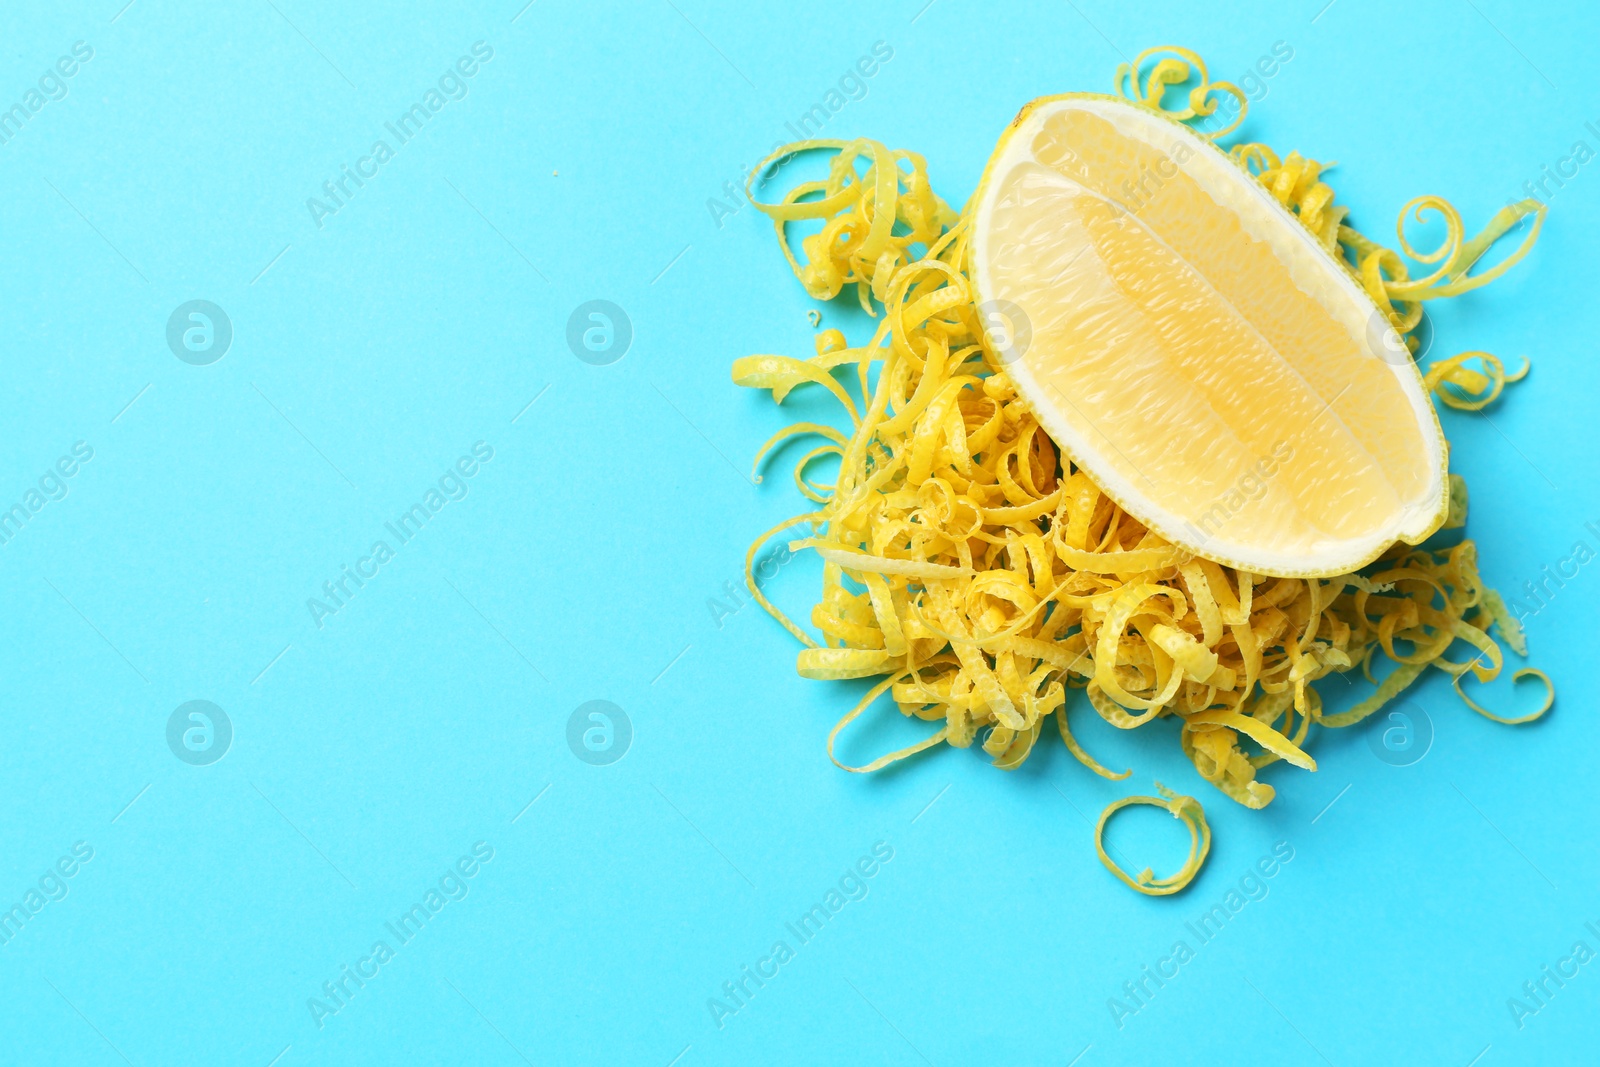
[1094,783,1212,895]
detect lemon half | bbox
[970,95,1448,578]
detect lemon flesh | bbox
[970,95,1448,578]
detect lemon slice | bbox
[970,95,1448,578]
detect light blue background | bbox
[0,1,1595,1064]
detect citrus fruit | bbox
[969,94,1449,578]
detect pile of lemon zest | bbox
[733,46,1555,892]
[1095,783,1212,896]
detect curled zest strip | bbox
[1114,47,1248,140]
[1057,698,1131,780]
[1454,667,1554,725]
[745,512,825,648]
[1423,351,1529,411]
[734,46,1554,889]
[1384,197,1547,302]
[1095,783,1212,896]
[749,422,849,484]
[826,672,949,772]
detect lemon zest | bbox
[1184,710,1316,771]
[1423,350,1529,411]
[735,46,1554,894]
[1454,667,1554,725]
[1115,47,1247,140]
[745,139,959,313]
[1094,783,1212,896]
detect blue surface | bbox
[0,1,1594,1064]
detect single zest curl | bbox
[1423,350,1529,411]
[1094,783,1211,895]
[1114,47,1247,140]
[745,512,825,648]
[1454,667,1554,725]
[734,46,1554,893]
[749,422,849,483]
